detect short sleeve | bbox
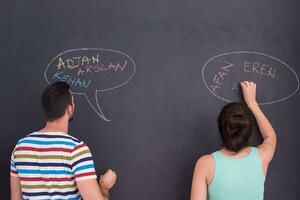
[10,150,18,177]
[71,142,97,181]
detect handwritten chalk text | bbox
[210,61,234,92]
[52,71,91,88]
[77,61,128,76]
[244,61,276,78]
[57,54,99,70]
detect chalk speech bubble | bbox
[202,51,299,105]
[44,48,136,121]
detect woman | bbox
[190,81,277,200]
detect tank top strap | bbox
[248,147,260,162]
[249,147,265,179]
[211,150,222,164]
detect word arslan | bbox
[210,61,234,92]
[57,54,99,69]
[52,71,91,88]
[77,61,128,76]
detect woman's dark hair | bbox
[218,102,254,152]
[41,81,72,121]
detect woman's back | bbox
[208,147,265,200]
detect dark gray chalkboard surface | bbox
[1,0,300,199]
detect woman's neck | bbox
[220,146,251,158]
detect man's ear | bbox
[66,104,73,115]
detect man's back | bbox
[10,132,97,200]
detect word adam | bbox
[57,54,99,69]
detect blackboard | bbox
[1,0,300,199]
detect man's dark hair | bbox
[41,81,72,121]
[218,102,254,152]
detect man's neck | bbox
[39,118,69,134]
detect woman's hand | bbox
[240,81,258,108]
[241,81,277,174]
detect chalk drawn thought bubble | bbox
[44,48,136,121]
[202,51,299,105]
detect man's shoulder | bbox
[15,132,83,147]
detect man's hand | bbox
[99,169,117,195]
[77,169,117,200]
[10,176,22,200]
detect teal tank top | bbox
[208,147,265,200]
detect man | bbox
[10,81,117,200]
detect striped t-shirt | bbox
[10,132,97,200]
